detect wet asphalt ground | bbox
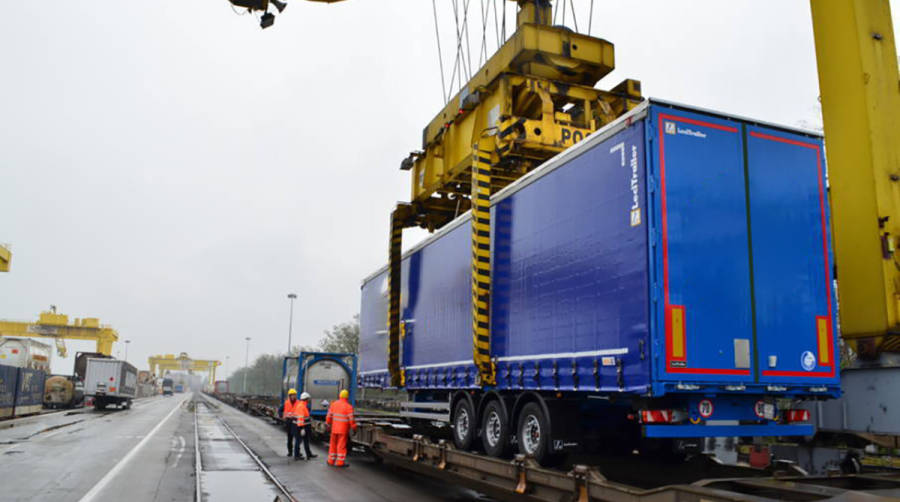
[0,393,489,501]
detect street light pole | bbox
[124,340,131,362]
[243,337,251,394]
[287,293,297,355]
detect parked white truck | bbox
[84,358,137,410]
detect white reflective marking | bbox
[498,348,628,362]
[77,397,187,502]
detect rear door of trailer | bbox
[648,104,838,387]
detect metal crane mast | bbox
[810,0,900,359]
[0,310,119,356]
[228,0,643,387]
[148,352,222,382]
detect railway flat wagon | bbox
[359,100,841,463]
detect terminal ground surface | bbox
[0,393,487,501]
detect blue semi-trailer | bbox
[359,100,840,463]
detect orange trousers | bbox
[327,432,348,466]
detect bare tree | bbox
[318,314,360,354]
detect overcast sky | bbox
[2,1,898,376]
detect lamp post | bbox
[287,293,297,355]
[243,337,251,394]
[225,355,230,380]
[124,340,131,362]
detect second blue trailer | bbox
[359,99,840,463]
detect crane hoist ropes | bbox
[224,0,643,387]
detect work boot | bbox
[306,453,318,459]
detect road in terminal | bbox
[0,394,487,502]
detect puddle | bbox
[201,470,283,501]
[201,440,257,470]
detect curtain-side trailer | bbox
[359,100,841,464]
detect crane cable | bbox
[432,0,449,103]
[588,0,594,36]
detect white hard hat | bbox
[300,392,311,400]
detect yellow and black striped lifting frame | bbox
[384,0,642,388]
[471,137,498,385]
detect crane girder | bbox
[0,311,119,356]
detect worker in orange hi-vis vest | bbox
[295,392,316,460]
[325,389,357,467]
[281,389,304,460]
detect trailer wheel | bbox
[517,402,550,464]
[452,398,477,451]
[481,400,511,458]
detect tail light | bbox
[783,409,810,423]
[639,409,686,424]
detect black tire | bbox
[516,402,551,464]
[451,398,477,451]
[481,400,511,458]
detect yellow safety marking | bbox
[670,306,685,360]
[817,316,831,365]
[471,140,496,386]
[387,205,409,388]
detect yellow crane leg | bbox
[387,203,413,387]
[97,337,114,356]
[810,0,900,353]
[472,137,497,386]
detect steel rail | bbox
[198,395,296,502]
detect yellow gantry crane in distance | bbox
[0,244,11,272]
[228,0,642,387]
[0,309,119,357]
[148,353,222,383]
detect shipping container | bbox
[13,368,46,416]
[74,352,108,382]
[0,338,52,373]
[84,358,137,409]
[359,100,840,462]
[0,364,18,418]
[214,380,229,394]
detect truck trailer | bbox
[84,358,138,410]
[359,100,841,463]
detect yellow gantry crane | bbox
[0,309,119,357]
[148,353,222,382]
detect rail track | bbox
[212,392,900,502]
[193,396,295,501]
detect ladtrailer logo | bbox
[610,142,641,227]
[664,120,707,139]
[629,144,641,227]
